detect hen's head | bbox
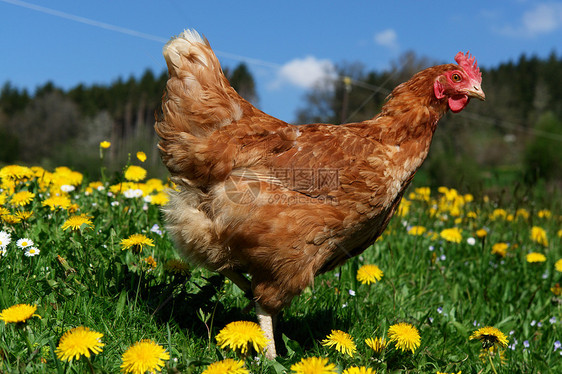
[433,52,485,113]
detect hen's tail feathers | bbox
[157,29,244,136]
[155,29,246,176]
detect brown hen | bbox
[155,30,485,358]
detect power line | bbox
[0,0,281,69]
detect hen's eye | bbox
[451,73,462,82]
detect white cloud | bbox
[272,56,335,89]
[501,3,562,37]
[374,28,399,50]
[522,3,562,35]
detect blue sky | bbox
[1,0,561,122]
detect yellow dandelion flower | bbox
[149,192,169,206]
[475,229,488,238]
[516,208,529,220]
[100,141,111,149]
[165,259,190,276]
[124,166,147,182]
[365,337,387,354]
[202,359,249,374]
[10,191,35,206]
[408,226,426,236]
[143,256,157,269]
[2,214,21,224]
[356,264,384,285]
[321,329,357,356]
[290,357,337,374]
[120,339,170,374]
[489,209,507,220]
[136,151,147,162]
[491,243,508,257]
[440,228,462,243]
[14,211,33,221]
[469,326,508,349]
[526,252,546,263]
[387,322,420,353]
[342,367,376,374]
[61,214,94,231]
[551,283,562,296]
[55,326,104,361]
[530,226,548,246]
[0,303,40,323]
[397,198,410,216]
[537,209,551,219]
[555,259,562,272]
[215,321,268,355]
[120,234,154,252]
[42,195,71,210]
[0,165,34,181]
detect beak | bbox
[465,84,486,101]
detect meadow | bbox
[0,144,561,373]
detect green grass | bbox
[0,159,560,373]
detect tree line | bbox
[0,52,561,190]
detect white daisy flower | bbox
[123,189,143,198]
[60,184,75,193]
[24,247,40,257]
[0,230,11,249]
[16,238,34,249]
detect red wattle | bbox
[448,95,469,113]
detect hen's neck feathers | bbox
[359,64,454,145]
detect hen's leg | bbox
[256,303,277,359]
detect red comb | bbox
[455,51,481,82]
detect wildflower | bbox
[321,329,357,356]
[136,151,147,162]
[554,259,562,272]
[120,234,154,252]
[491,243,508,257]
[16,238,34,249]
[123,189,144,198]
[440,228,462,243]
[549,316,557,324]
[551,283,562,296]
[526,252,546,263]
[1,214,21,224]
[55,326,104,361]
[470,326,508,349]
[150,224,163,236]
[165,259,190,276]
[100,141,111,149]
[120,339,170,374]
[408,226,426,236]
[537,209,551,219]
[478,346,506,365]
[516,208,530,220]
[489,209,507,220]
[0,165,34,181]
[290,357,337,374]
[365,337,387,353]
[554,341,561,352]
[466,237,476,245]
[143,256,157,269]
[124,166,147,182]
[215,321,268,355]
[61,214,94,231]
[0,304,40,323]
[356,264,384,285]
[9,190,35,206]
[476,228,488,238]
[24,247,40,257]
[149,192,169,205]
[342,367,376,374]
[387,322,420,353]
[14,211,33,221]
[42,195,71,210]
[202,359,249,374]
[60,184,75,193]
[531,226,548,246]
[0,231,11,249]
